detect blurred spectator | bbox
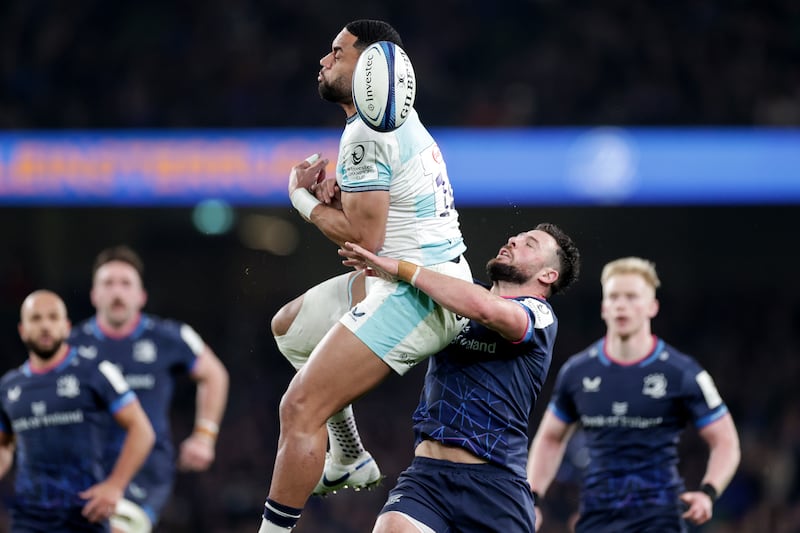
[1,0,799,128]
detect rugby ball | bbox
[352,41,416,132]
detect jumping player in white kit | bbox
[259,19,472,533]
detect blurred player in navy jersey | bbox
[338,223,580,532]
[69,246,229,533]
[528,257,741,532]
[0,290,154,533]
[260,19,472,533]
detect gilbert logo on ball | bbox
[352,41,416,132]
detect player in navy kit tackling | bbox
[0,291,154,533]
[339,223,581,532]
[528,257,741,532]
[69,246,229,532]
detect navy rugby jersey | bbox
[413,293,558,478]
[0,347,135,510]
[549,337,729,512]
[69,314,201,491]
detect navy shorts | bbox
[379,456,535,533]
[576,505,687,533]
[124,475,174,524]
[11,507,110,533]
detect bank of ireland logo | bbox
[57,375,80,398]
[643,373,667,398]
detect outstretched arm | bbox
[680,413,740,525]
[339,241,531,341]
[179,344,229,471]
[79,400,155,523]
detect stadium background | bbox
[1,1,799,532]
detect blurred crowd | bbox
[1,0,799,531]
[1,0,799,129]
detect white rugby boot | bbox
[312,451,383,496]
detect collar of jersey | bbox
[23,346,78,376]
[597,337,664,367]
[91,314,149,340]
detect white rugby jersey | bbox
[337,109,466,265]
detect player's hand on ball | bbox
[178,433,216,472]
[288,153,328,194]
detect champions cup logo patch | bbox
[57,375,80,398]
[642,373,667,398]
[343,142,378,183]
[351,144,365,165]
[521,298,554,329]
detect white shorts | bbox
[340,256,472,375]
[277,257,472,375]
[276,270,373,370]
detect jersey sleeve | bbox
[160,320,204,373]
[0,373,17,434]
[94,361,137,415]
[680,358,729,429]
[340,125,395,193]
[512,297,556,344]
[548,359,580,424]
[0,402,11,435]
